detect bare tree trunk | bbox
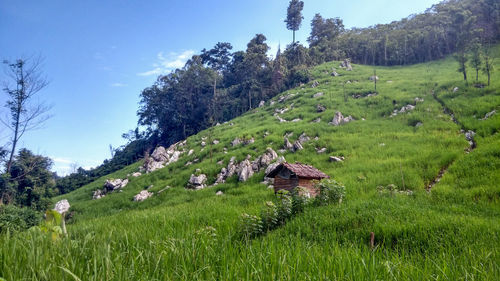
[6,88,23,174]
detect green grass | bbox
[1,46,500,280]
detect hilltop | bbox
[2,49,500,279]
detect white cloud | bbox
[137,50,195,77]
[51,157,73,164]
[110,82,128,87]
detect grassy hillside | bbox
[1,48,499,280]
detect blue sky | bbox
[0,0,441,175]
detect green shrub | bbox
[239,213,263,239]
[260,201,278,231]
[314,179,346,205]
[0,204,41,233]
[276,190,293,224]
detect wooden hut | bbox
[266,162,329,197]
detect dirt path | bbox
[427,91,477,191]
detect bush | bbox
[0,204,41,233]
[260,201,278,231]
[276,190,293,224]
[314,179,346,205]
[239,213,263,239]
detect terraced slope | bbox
[1,50,499,280]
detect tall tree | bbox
[285,0,304,44]
[2,57,51,174]
[469,42,482,81]
[482,43,495,86]
[5,149,54,209]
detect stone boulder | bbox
[329,156,345,162]
[340,59,352,71]
[329,111,353,126]
[331,71,339,77]
[316,104,326,112]
[453,87,459,93]
[231,138,241,146]
[258,100,265,107]
[311,81,319,88]
[482,110,496,120]
[215,156,238,184]
[316,147,327,154]
[151,146,168,162]
[298,133,310,144]
[238,159,254,182]
[284,137,294,151]
[144,142,185,173]
[92,189,105,200]
[133,190,153,202]
[132,172,142,177]
[274,113,287,123]
[216,190,224,196]
[187,170,207,190]
[105,178,128,191]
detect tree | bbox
[2,57,51,174]
[469,42,482,82]
[285,0,304,44]
[6,149,54,210]
[482,43,495,86]
[308,14,344,47]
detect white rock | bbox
[313,92,324,98]
[132,172,142,177]
[133,190,153,202]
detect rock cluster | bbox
[340,59,352,71]
[93,178,129,199]
[482,110,496,120]
[133,190,153,202]
[214,148,280,185]
[187,169,208,190]
[231,137,254,146]
[391,104,415,117]
[465,130,476,147]
[283,133,310,152]
[278,93,295,103]
[329,111,354,126]
[143,140,186,173]
[351,92,377,99]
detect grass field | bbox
[1,48,499,280]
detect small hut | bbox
[266,162,329,197]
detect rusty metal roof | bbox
[266,162,329,179]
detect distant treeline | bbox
[55,0,499,195]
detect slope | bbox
[1,49,500,280]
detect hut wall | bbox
[274,177,298,193]
[298,178,319,197]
